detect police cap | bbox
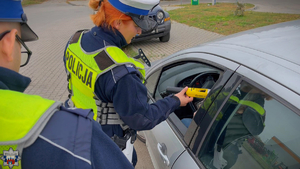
[108,0,160,32]
[0,0,38,42]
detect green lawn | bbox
[22,0,47,6]
[22,0,85,6]
[168,3,300,35]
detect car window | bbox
[198,81,300,169]
[155,62,220,98]
[152,62,222,121]
[145,69,160,97]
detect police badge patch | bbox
[0,148,21,169]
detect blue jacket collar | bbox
[91,25,127,48]
[80,25,128,53]
[0,67,31,92]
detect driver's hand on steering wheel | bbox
[175,86,194,106]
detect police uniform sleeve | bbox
[112,73,180,131]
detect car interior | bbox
[154,62,221,120]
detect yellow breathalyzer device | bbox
[166,87,210,98]
[186,88,210,98]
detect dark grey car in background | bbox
[132,5,171,43]
[139,20,300,169]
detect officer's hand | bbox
[175,86,194,106]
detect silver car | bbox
[139,20,300,169]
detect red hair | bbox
[89,0,132,29]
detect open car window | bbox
[155,62,220,100]
[198,81,300,169]
[146,61,223,134]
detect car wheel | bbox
[159,32,170,42]
[137,131,146,143]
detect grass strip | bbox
[168,3,300,35]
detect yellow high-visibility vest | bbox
[0,89,59,169]
[65,31,145,120]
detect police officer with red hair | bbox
[0,1,134,168]
[63,0,193,166]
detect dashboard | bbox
[177,73,220,89]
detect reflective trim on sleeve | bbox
[38,135,91,165]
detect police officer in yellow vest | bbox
[0,1,134,169]
[63,0,193,166]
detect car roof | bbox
[171,20,300,94]
[210,19,300,66]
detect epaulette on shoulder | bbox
[69,29,90,44]
[124,64,138,74]
[109,65,138,82]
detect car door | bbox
[143,52,239,169]
[189,66,300,169]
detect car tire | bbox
[137,131,146,143]
[159,32,170,42]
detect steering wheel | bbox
[188,71,220,112]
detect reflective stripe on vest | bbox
[239,100,265,116]
[65,31,145,121]
[0,90,60,169]
[205,91,239,118]
[204,91,264,121]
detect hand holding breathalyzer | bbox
[174,87,194,106]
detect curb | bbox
[66,1,76,6]
[246,5,258,11]
[66,0,88,6]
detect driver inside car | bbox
[202,82,272,169]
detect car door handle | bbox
[157,143,170,166]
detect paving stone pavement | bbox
[130,20,223,61]
[21,1,94,101]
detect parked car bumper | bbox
[132,20,171,42]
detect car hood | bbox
[149,5,163,15]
